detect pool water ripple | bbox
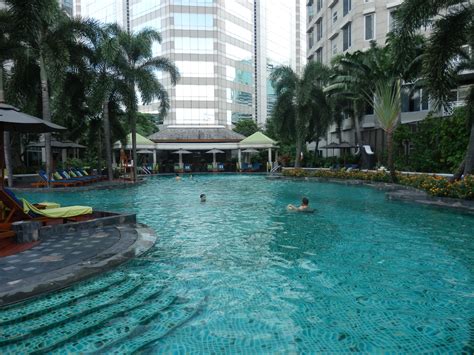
[4,175,474,353]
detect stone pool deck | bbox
[0,222,156,307]
[10,178,146,193]
[270,176,474,214]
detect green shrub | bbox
[283,168,474,200]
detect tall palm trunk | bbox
[353,101,362,145]
[39,53,52,186]
[386,130,397,182]
[130,110,137,182]
[102,99,113,181]
[463,103,474,175]
[294,135,303,168]
[0,63,13,187]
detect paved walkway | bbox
[0,223,156,306]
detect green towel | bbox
[22,199,92,218]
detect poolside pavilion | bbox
[26,138,86,166]
[113,133,156,168]
[113,128,279,173]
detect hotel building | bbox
[306,0,472,158]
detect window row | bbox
[175,108,216,125]
[173,13,214,29]
[175,85,215,100]
[175,37,214,53]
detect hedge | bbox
[282,169,474,200]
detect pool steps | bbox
[0,272,125,325]
[0,271,206,353]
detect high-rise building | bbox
[305,0,469,157]
[77,0,305,129]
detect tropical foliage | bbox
[270,61,331,167]
[393,0,474,176]
[394,108,470,173]
[1,0,177,185]
[233,119,259,137]
[282,168,474,200]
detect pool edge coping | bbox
[0,223,157,308]
[269,175,474,215]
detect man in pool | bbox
[200,194,206,202]
[287,197,309,211]
[175,173,181,181]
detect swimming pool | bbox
[2,175,474,353]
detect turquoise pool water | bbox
[2,175,474,353]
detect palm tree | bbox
[86,23,123,181]
[0,9,19,187]
[270,61,331,167]
[366,80,401,182]
[115,28,179,181]
[6,0,94,183]
[393,0,474,176]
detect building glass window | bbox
[173,13,214,29]
[317,0,323,13]
[316,48,323,63]
[171,0,214,6]
[388,10,397,32]
[332,9,338,24]
[331,38,338,55]
[343,0,351,16]
[175,61,214,77]
[308,4,314,22]
[308,31,314,50]
[175,108,216,125]
[175,85,215,101]
[342,22,351,51]
[175,37,214,53]
[365,13,374,40]
[316,19,323,41]
[401,86,429,112]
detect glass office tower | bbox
[129,0,254,126]
[76,0,305,128]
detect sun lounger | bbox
[31,171,82,187]
[22,199,92,218]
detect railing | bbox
[270,164,281,174]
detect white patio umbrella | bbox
[206,149,225,168]
[242,148,259,164]
[172,149,192,168]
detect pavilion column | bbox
[238,149,242,170]
[179,153,183,169]
[267,148,272,171]
[112,151,117,166]
[275,150,278,164]
[61,149,67,163]
[153,150,157,165]
[41,147,46,163]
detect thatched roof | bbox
[28,140,86,149]
[149,127,245,143]
[240,131,277,145]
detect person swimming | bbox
[175,173,181,181]
[200,193,206,202]
[287,197,310,212]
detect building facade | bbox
[76,0,305,128]
[306,0,472,159]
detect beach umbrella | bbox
[206,149,225,168]
[0,103,65,132]
[241,148,259,164]
[0,103,66,187]
[172,149,192,167]
[241,148,259,153]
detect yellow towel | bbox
[22,199,92,218]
